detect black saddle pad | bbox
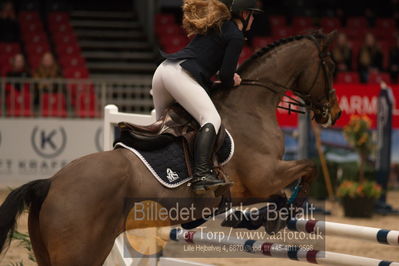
[114,130,234,188]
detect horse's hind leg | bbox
[40,209,121,266]
[28,203,51,266]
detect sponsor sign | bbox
[0,118,102,186]
[276,84,399,128]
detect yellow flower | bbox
[362,115,372,128]
[357,133,368,146]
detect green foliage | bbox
[7,262,24,266]
[343,115,373,155]
[11,231,36,262]
[337,180,382,199]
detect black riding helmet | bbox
[219,0,263,33]
[220,0,263,15]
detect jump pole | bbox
[287,219,399,246]
[158,227,399,266]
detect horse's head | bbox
[295,31,342,127]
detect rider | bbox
[152,0,262,194]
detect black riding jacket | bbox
[161,20,244,92]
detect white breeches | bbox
[151,60,221,133]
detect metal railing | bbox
[0,77,153,118]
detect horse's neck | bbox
[215,85,282,130]
[213,40,311,149]
[214,40,311,130]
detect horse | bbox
[0,31,341,266]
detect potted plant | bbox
[337,180,382,217]
[337,115,382,217]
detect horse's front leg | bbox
[275,159,317,199]
[262,159,317,233]
[222,159,317,233]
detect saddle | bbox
[115,104,228,175]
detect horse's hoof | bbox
[264,218,287,235]
[221,211,243,227]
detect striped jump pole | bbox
[158,227,399,266]
[287,219,399,246]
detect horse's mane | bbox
[237,31,328,74]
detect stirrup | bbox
[189,176,232,195]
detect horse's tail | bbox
[0,179,51,254]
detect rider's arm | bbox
[219,37,244,89]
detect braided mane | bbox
[238,31,328,74]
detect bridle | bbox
[241,35,335,119]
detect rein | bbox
[240,35,334,118]
[241,79,306,114]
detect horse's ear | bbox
[324,30,338,50]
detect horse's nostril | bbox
[337,111,342,119]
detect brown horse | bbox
[0,32,341,266]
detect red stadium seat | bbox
[41,93,67,117]
[155,24,184,36]
[49,22,73,34]
[27,54,43,70]
[372,29,397,43]
[0,43,20,73]
[21,32,48,44]
[349,41,362,71]
[160,34,189,53]
[5,85,33,117]
[20,22,44,34]
[155,14,176,26]
[320,17,341,32]
[272,26,294,39]
[342,28,367,41]
[56,43,82,57]
[63,67,89,79]
[292,16,313,32]
[379,41,393,70]
[335,72,360,84]
[18,11,40,24]
[376,18,395,31]
[269,16,286,27]
[59,55,86,69]
[368,72,391,84]
[238,46,253,65]
[0,57,12,76]
[0,42,21,55]
[159,34,189,47]
[26,43,50,56]
[346,17,368,28]
[53,32,78,45]
[75,92,97,118]
[252,37,273,51]
[48,12,70,24]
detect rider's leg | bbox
[159,60,228,193]
[151,61,175,120]
[160,60,221,133]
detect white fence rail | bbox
[0,77,153,118]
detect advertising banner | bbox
[0,119,102,187]
[276,84,399,128]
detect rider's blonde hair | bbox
[182,0,231,37]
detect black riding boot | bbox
[190,123,229,194]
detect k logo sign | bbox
[31,126,67,159]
